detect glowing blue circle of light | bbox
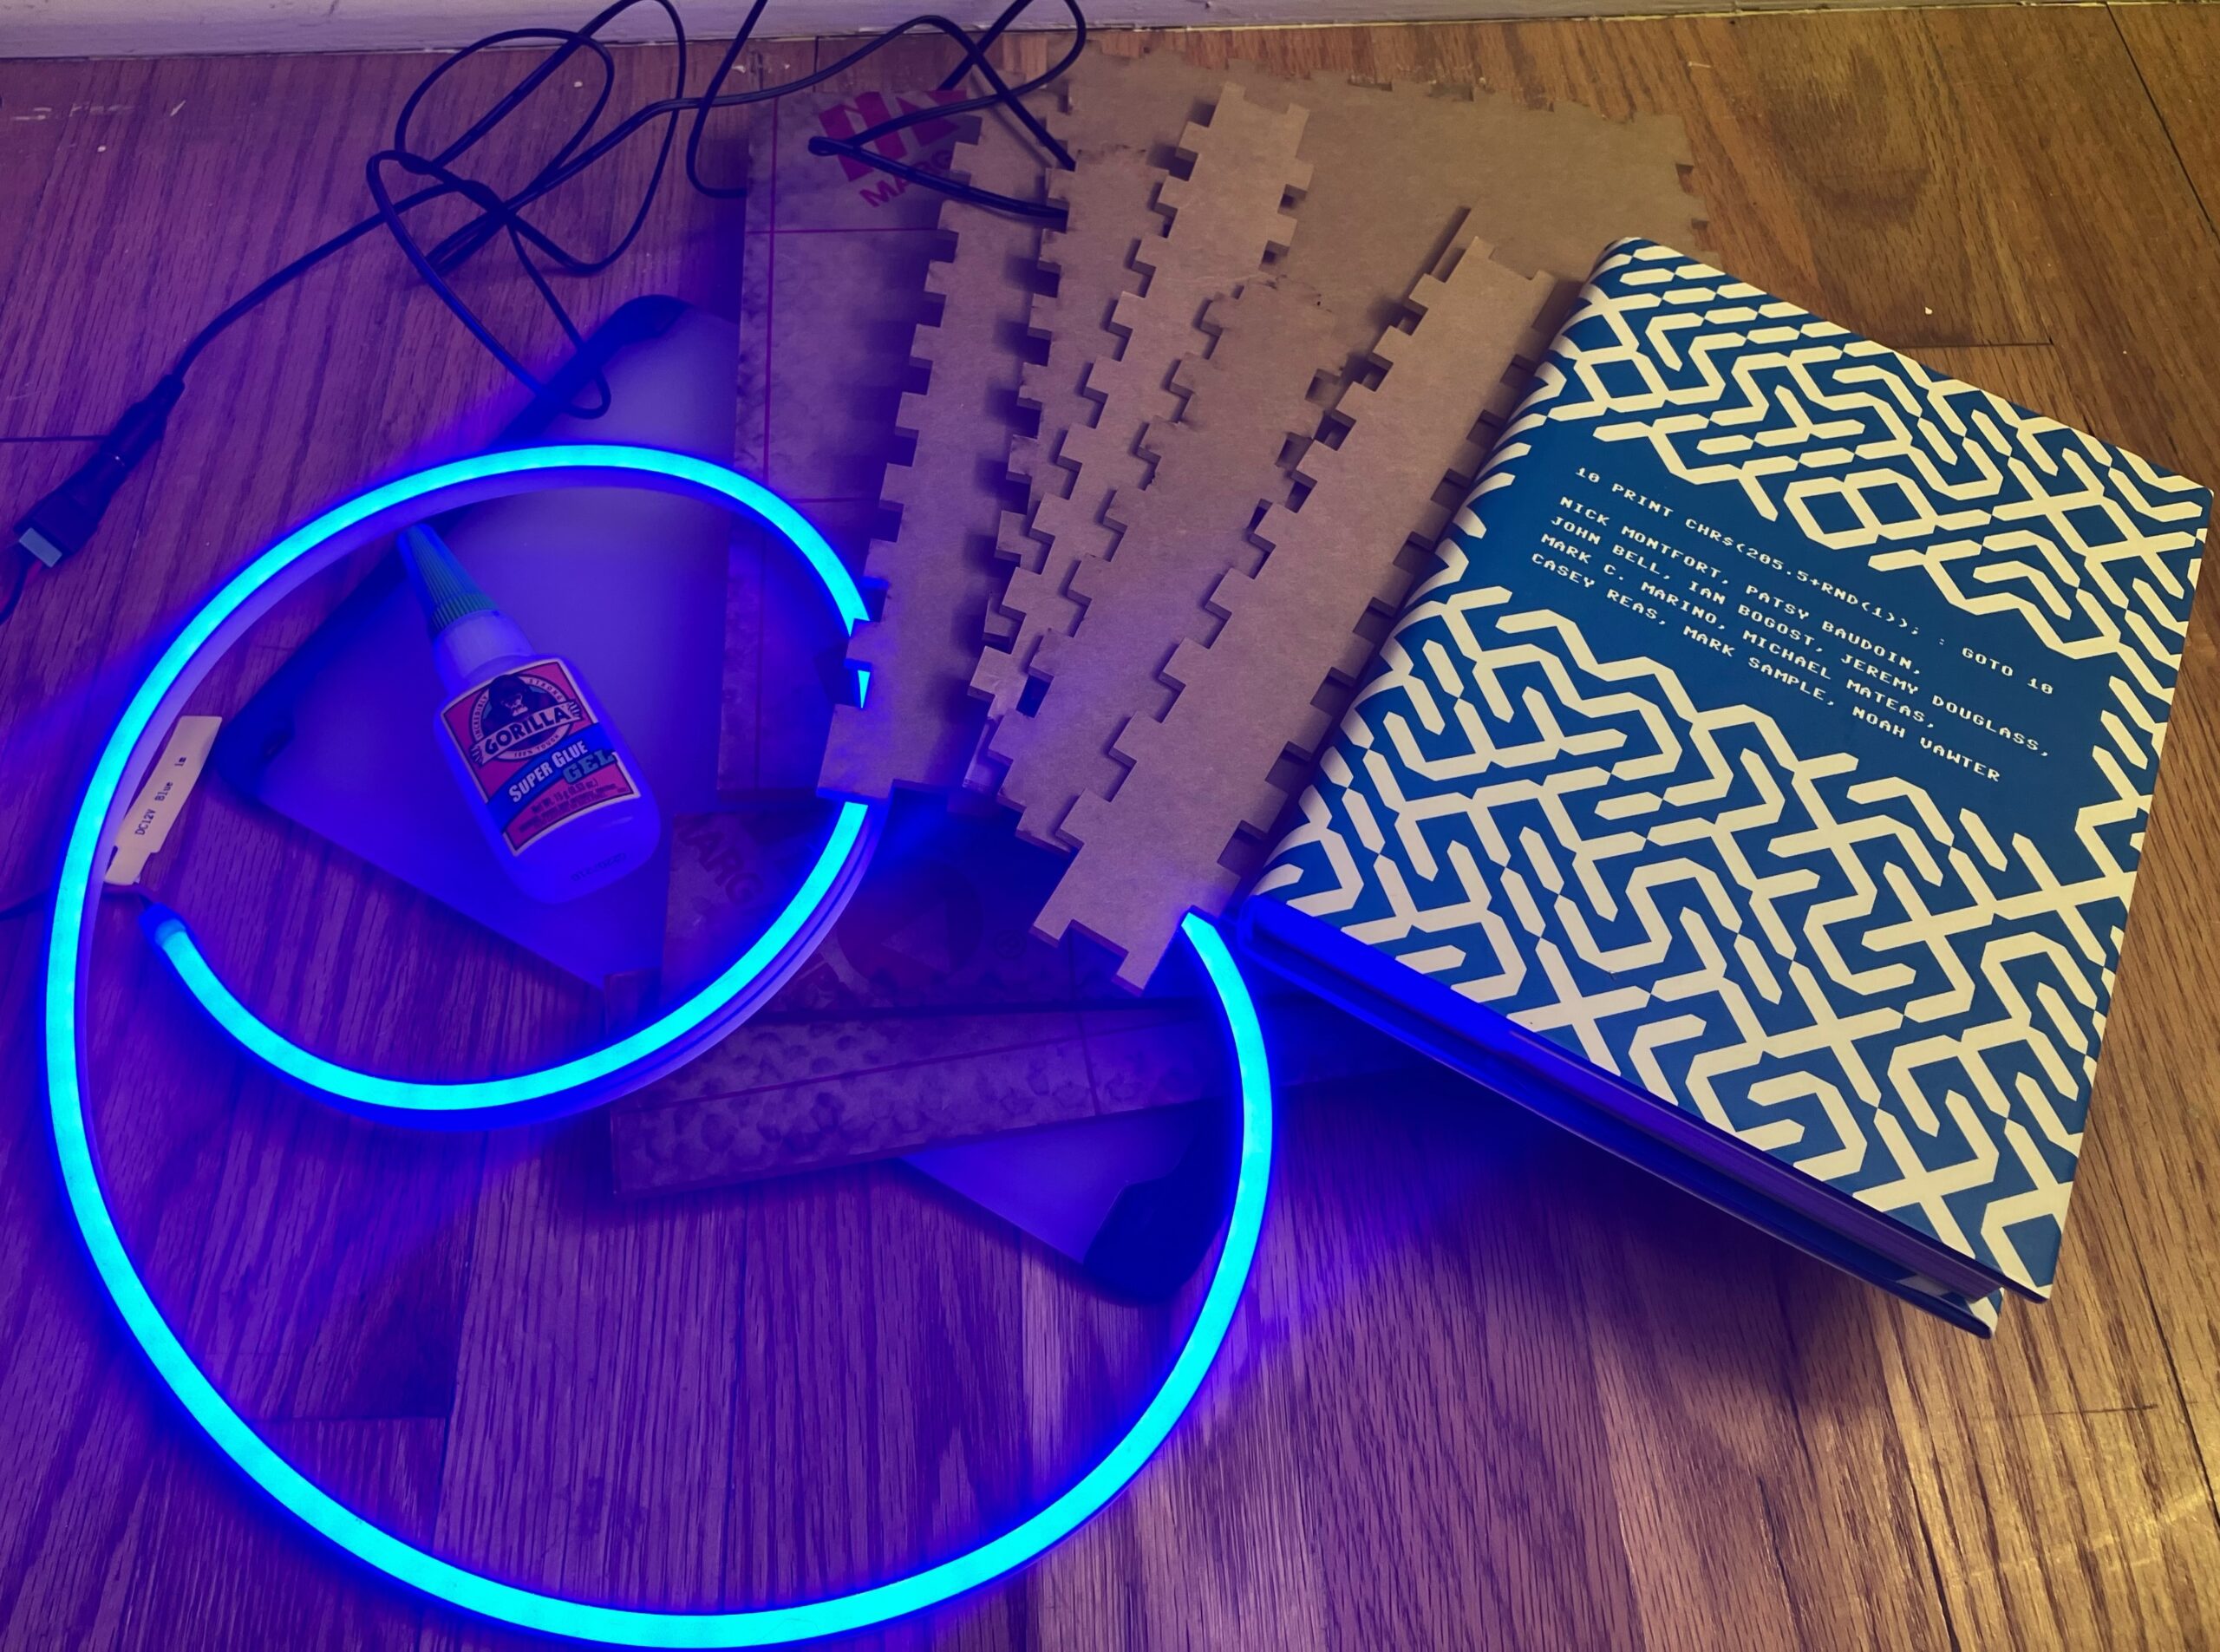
[49,912,1273,1646]
[137,793,866,1116]
[69,444,882,1125]
[42,442,1281,1644]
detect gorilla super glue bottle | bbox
[400,522,660,903]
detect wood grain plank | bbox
[113,1418,443,1652]
[2063,524,2220,1552]
[1922,5,2220,480]
[0,63,160,438]
[1016,973,1322,1649]
[158,796,547,1424]
[1911,16,2220,1619]
[1262,1077,1642,1649]
[0,439,160,903]
[729,1166,1028,1651]
[0,0,2094,66]
[0,903,241,1650]
[2115,3,2220,243]
[1504,1067,1955,1652]
[0,53,415,440]
[1714,13,2046,350]
[415,1115,744,1649]
[3,15,2220,1652]
[1872,1296,2220,1650]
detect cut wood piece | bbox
[719,501,873,800]
[614,1007,1099,1188]
[1045,53,1703,387]
[610,987,1427,1191]
[716,85,956,797]
[971,49,1707,800]
[612,801,1427,1191]
[609,993,1424,1190]
[989,278,1341,849]
[818,120,1043,800]
[971,81,1312,805]
[1006,50,1707,410]
[974,60,1274,794]
[1037,230,1558,988]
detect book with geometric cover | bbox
[1240,240,2210,1333]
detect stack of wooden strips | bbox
[767,48,1710,989]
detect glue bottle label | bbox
[438,657,639,852]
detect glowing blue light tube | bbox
[43,444,1281,1644]
[48,911,1271,1645]
[140,794,869,1113]
[76,445,880,1123]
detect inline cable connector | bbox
[10,372,186,571]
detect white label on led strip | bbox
[105,715,221,887]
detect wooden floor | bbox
[3,7,2220,1649]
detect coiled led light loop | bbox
[95,446,878,1124]
[44,447,1280,1645]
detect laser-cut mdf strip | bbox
[1042,54,1707,400]
[969,111,1163,782]
[988,278,1339,850]
[970,54,1707,794]
[967,69,1192,788]
[818,124,1042,800]
[970,82,1311,792]
[1037,230,1559,988]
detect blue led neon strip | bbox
[49,912,1270,1646]
[43,445,1280,1644]
[138,795,865,1114]
[95,446,880,1123]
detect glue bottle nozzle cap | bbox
[398,522,498,637]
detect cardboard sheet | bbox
[717,88,963,797]
[1068,52,1704,375]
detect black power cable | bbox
[0,0,1085,924]
[3,0,1084,617]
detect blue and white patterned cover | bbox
[1252,240,2208,1307]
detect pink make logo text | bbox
[815,92,963,206]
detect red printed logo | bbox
[450,664,588,786]
[815,91,963,206]
[439,657,638,852]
